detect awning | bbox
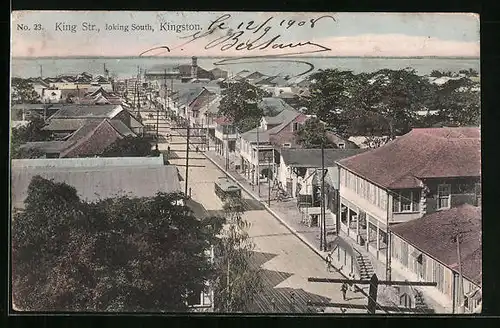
[466,289,482,302]
[410,250,423,258]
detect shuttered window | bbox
[401,241,408,267]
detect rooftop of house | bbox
[240,127,271,143]
[108,119,136,137]
[337,127,481,189]
[281,148,368,168]
[11,103,57,111]
[42,118,92,131]
[259,97,296,117]
[391,204,481,286]
[11,155,164,169]
[264,106,299,125]
[20,141,69,153]
[326,132,359,149]
[49,104,125,120]
[11,165,181,209]
[59,119,125,158]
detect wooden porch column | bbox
[347,207,351,237]
[376,220,380,259]
[356,213,360,241]
[366,216,370,251]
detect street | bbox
[141,110,370,313]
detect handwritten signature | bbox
[139,13,336,76]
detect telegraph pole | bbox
[442,219,474,314]
[256,122,260,196]
[268,151,272,206]
[185,101,191,197]
[456,234,464,314]
[320,143,326,251]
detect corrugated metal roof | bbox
[11,165,180,208]
[43,118,89,131]
[19,141,70,153]
[12,155,164,168]
[109,119,136,137]
[50,104,124,119]
[280,148,368,168]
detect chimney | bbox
[191,56,198,78]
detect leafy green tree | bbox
[12,176,225,312]
[11,117,51,158]
[305,69,367,135]
[101,135,154,157]
[350,68,437,139]
[213,198,262,312]
[431,78,480,126]
[218,81,268,133]
[11,78,41,104]
[295,117,335,148]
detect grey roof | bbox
[109,119,136,137]
[264,107,300,125]
[11,165,181,209]
[19,141,69,153]
[42,118,89,131]
[11,155,164,168]
[173,87,205,106]
[259,98,295,117]
[280,148,368,168]
[65,120,105,143]
[240,127,270,143]
[49,104,124,119]
[11,104,56,111]
[206,97,221,114]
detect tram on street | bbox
[214,177,242,201]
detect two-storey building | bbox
[336,127,480,265]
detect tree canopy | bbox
[218,81,269,133]
[302,68,479,140]
[11,117,52,159]
[12,176,226,312]
[294,117,335,149]
[213,198,263,312]
[101,135,155,157]
[11,78,41,104]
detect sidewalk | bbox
[202,150,447,313]
[204,150,336,259]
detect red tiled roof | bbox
[391,204,481,286]
[214,116,233,125]
[337,127,481,188]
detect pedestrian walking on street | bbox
[341,282,348,300]
[349,272,355,292]
[325,252,333,272]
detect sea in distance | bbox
[11,56,480,79]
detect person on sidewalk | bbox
[349,272,355,292]
[325,252,333,272]
[341,282,348,301]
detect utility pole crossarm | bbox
[307,277,437,286]
[307,302,428,313]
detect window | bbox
[437,184,451,209]
[433,261,445,293]
[401,242,408,267]
[392,190,421,213]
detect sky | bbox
[11,11,480,58]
